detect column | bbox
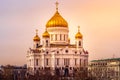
[41,54,45,68]
[51,53,55,70]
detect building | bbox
[27,1,89,76]
[88,58,120,80]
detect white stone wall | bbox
[28,47,87,68]
[47,27,69,44]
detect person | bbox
[64,67,69,77]
[20,69,26,80]
[0,70,2,80]
[55,68,60,76]
[25,71,29,80]
[13,69,18,80]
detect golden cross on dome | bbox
[55,0,59,11]
[36,29,38,35]
[78,26,80,32]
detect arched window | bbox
[46,51,49,54]
[79,41,81,46]
[36,59,38,66]
[46,40,48,46]
[57,51,59,54]
[75,51,77,54]
[36,43,39,48]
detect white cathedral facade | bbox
[27,1,89,75]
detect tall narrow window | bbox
[56,58,59,66]
[80,59,81,66]
[64,34,65,41]
[46,51,49,54]
[64,58,69,66]
[46,40,48,46]
[46,59,49,66]
[64,59,66,65]
[75,59,77,66]
[84,59,86,66]
[36,59,38,66]
[60,34,62,40]
[57,51,59,54]
[51,34,53,41]
[67,59,70,65]
[36,44,39,48]
[55,34,57,40]
[64,59,65,65]
[79,41,81,46]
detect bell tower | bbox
[75,26,83,49]
[42,29,50,47]
[33,29,40,49]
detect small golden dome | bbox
[33,35,40,41]
[46,11,68,28]
[33,29,40,41]
[75,32,83,39]
[75,26,83,39]
[42,30,50,38]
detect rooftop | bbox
[91,58,120,62]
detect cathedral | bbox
[27,1,89,76]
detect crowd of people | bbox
[0,66,89,80]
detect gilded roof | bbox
[33,35,40,41]
[75,26,83,39]
[33,30,40,41]
[75,32,83,39]
[91,58,120,62]
[42,30,50,38]
[46,11,68,28]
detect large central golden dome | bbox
[46,11,68,28]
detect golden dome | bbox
[46,11,68,28]
[75,32,83,39]
[33,29,40,41]
[46,1,68,28]
[42,30,50,38]
[33,35,40,41]
[75,26,83,39]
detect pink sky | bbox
[0,0,120,65]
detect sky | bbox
[0,0,120,66]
